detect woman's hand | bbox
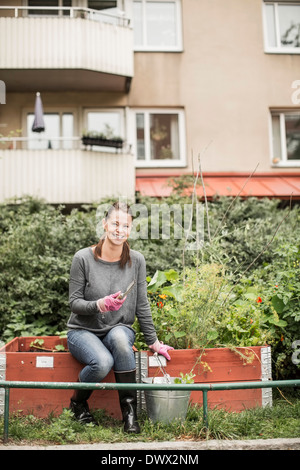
[149,340,174,360]
[97,292,126,312]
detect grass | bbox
[1,391,299,446]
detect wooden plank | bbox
[17,336,68,352]
[190,389,262,411]
[6,352,122,419]
[147,348,265,412]
[148,348,264,383]
[3,338,268,417]
[0,337,19,353]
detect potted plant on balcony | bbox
[81,124,124,150]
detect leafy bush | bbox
[0,195,299,380]
[136,259,299,378]
[0,197,97,339]
[246,242,300,379]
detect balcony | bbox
[0,137,135,204]
[0,6,134,92]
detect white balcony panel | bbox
[0,149,135,204]
[0,17,133,78]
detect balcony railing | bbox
[0,6,130,26]
[0,6,134,88]
[0,136,81,151]
[0,136,129,151]
[0,137,135,204]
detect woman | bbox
[67,201,173,433]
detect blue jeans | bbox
[67,326,136,383]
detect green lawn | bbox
[1,390,299,445]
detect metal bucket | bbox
[142,377,191,424]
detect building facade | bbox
[0,0,300,203]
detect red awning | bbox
[135,173,300,200]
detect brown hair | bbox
[94,201,133,269]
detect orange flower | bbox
[157,301,163,308]
[158,294,167,299]
[250,318,253,324]
[256,297,262,303]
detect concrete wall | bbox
[130,0,300,174]
[1,0,299,181]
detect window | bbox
[88,1,118,10]
[27,1,71,16]
[263,2,300,53]
[270,111,300,166]
[133,109,186,167]
[133,0,182,51]
[85,109,124,152]
[87,2,126,24]
[27,112,74,150]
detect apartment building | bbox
[0,0,300,204]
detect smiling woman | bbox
[66,200,173,433]
[93,201,133,268]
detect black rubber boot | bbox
[114,370,141,434]
[69,383,96,424]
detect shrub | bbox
[0,198,97,339]
[0,195,299,380]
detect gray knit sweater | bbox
[67,247,158,345]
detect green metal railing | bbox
[1,379,299,442]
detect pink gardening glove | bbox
[149,340,174,361]
[97,292,126,312]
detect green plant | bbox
[0,129,22,149]
[82,123,123,142]
[178,264,229,349]
[47,409,77,444]
[0,197,97,341]
[134,269,186,349]
[0,195,299,380]
[211,283,273,347]
[1,392,299,444]
[29,338,67,352]
[174,372,196,384]
[146,268,183,301]
[247,243,300,379]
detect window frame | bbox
[88,1,118,10]
[26,0,71,17]
[269,109,300,167]
[83,108,125,137]
[133,0,183,52]
[23,107,77,150]
[83,107,125,152]
[263,1,300,54]
[130,108,186,168]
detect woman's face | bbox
[103,209,132,246]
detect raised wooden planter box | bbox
[146,346,272,412]
[0,337,272,418]
[0,336,122,419]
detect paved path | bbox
[1,438,300,450]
